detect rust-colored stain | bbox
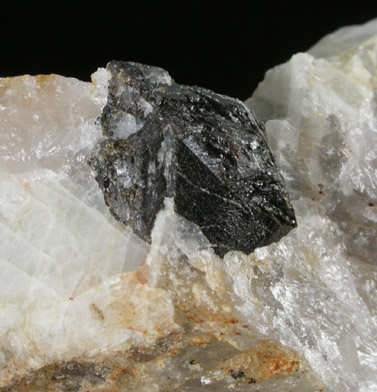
[33,74,57,83]
[1,74,57,82]
[219,341,301,384]
[135,266,148,284]
[191,336,211,346]
[182,306,241,327]
[0,262,314,391]
[90,303,105,321]
[0,332,304,392]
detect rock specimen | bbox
[89,61,296,257]
[1,18,377,392]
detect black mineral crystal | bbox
[89,61,296,257]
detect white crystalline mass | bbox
[247,19,377,263]
[0,70,157,380]
[241,18,377,391]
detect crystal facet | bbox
[89,61,296,257]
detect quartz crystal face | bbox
[246,19,377,265]
[89,61,296,257]
[1,18,377,392]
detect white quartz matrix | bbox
[244,18,377,391]
[0,18,377,392]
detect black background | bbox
[2,1,376,100]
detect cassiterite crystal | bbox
[1,18,377,392]
[89,61,296,257]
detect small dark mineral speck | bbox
[230,370,245,379]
